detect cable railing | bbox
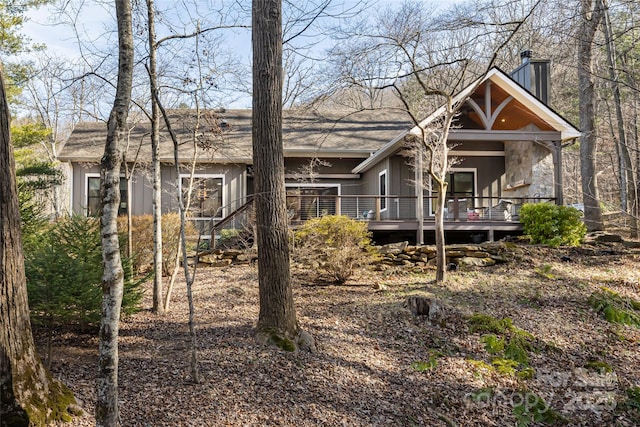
[284,194,556,223]
[197,194,557,247]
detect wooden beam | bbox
[448,129,561,141]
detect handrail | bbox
[211,195,255,232]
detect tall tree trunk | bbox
[146,0,164,314]
[599,0,637,236]
[578,0,604,231]
[96,1,133,425]
[0,65,76,426]
[252,0,299,340]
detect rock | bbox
[482,242,507,254]
[405,296,442,321]
[211,259,233,267]
[457,256,496,267]
[465,251,491,258]
[237,253,257,262]
[445,250,464,257]
[297,329,316,353]
[595,233,624,243]
[199,254,220,264]
[223,249,243,257]
[396,254,412,261]
[419,245,437,254]
[489,254,510,264]
[379,241,408,255]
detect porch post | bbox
[415,146,424,244]
[553,140,563,205]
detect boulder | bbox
[595,233,624,243]
[457,256,496,267]
[379,241,409,255]
[405,296,442,321]
[199,254,220,264]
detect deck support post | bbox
[415,146,424,244]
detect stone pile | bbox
[198,248,258,268]
[375,241,511,268]
[197,241,511,269]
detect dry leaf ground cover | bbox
[43,243,640,426]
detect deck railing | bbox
[200,194,556,245]
[286,194,556,223]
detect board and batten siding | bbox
[161,163,248,217]
[69,162,248,218]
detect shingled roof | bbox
[57,108,412,163]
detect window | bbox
[180,175,224,219]
[428,169,476,215]
[86,175,128,217]
[379,170,387,211]
[446,171,475,201]
[285,184,340,220]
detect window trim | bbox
[284,182,342,195]
[178,173,226,220]
[85,173,130,217]
[427,167,477,216]
[379,169,388,212]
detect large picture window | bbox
[285,184,340,220]
[86,174,128,217]
[180,175,224,219]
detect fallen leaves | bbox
[42,243,640,426]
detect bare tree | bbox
[326,0,538,282]
[145,0,165,314]
[95,0,133,425]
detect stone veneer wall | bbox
[504,130,555,199]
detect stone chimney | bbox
[509,50,550,105]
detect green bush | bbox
[294,215,376,284]
[519,203,586,247]
[25,215,144,331]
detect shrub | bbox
[519,203,586,247]
[25,215,144,331]
[294,215,376,284]
[117,213,196,276]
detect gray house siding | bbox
[161,164,248,218]
[69,162,247,219]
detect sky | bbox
[22,0,464,60]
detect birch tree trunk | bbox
[0,65,76,426]
[146,0,164,314]
[578,0,605,231]
[96,1,133,425]
[252,0,299,340]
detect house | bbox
[57,58,580,244]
